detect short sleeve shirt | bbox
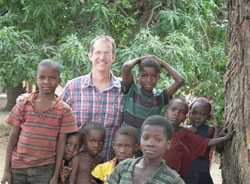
[123,83,169,129]
[107,158,185,184]
[6,92,78,169]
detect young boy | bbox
[92,127,137,184]
[121,55,184,142]
[60,132,82,184]
[107,115,185,184]
[71,123,105,184]
[185,97,216,184]
[1,59,78,184]
[164,97,234,182]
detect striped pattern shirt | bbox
[123,83,168,138]
[107,158,185,184]
[6,92,78,169]
[61,73,122,161]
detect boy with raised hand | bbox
[1,59,78,184]
[121,55,184,144]
[107,115,185,184]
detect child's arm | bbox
[1,126,20,184]
[208,129,234,146]
[153,56,184,97]
[69,155,79,184]
[50,133,66,184]
[122,56,145,92]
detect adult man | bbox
[62,35,122,161]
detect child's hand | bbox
[60,166,72,183]
[224,127,235,140]
[1,171,11,184]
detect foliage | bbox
[0,0,227,122]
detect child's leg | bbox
[12,168,28,184]
[27,164,55,184]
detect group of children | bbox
[1,55,233,184]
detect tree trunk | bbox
[222,0,250,183]
[4,83,25,111]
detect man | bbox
[62,35,122,161]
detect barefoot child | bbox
[92,127,137,184]
[107,115,185,184]
[121,55,184,149]
[60,132,82,184]
[164,97,234,182]
[1,59,78,184]
[72,123,105,184]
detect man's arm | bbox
[153,56,184,97]
[1,126,20,184]
[50,133,66,184]
[122,57,145,92]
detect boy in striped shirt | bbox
[1,59,78,184]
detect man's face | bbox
[89,38,115,73]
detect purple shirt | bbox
[61,73,122,160]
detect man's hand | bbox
[60,166,72,183]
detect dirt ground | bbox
[0,95,222,183]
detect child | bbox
[92,127,137,184]
[185,97,216,184]
[1,59,78,184]
[72,123,105,184]
[60,132,82,184]
[121,55,184,142]
[164,97,234,182]
[107,115,185,184]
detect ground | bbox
[0,94,222,183]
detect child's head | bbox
[37,59,61,95]
[64,132,82,161]
[82,123,105,157]
[140,115,173,160]
[138,57,161,92]
[189,97,212,126]
[113,127,137,162]
[165,97,189,127]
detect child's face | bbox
[165,100,188,126]
[85,129,104,156]
[189,102,210,126]
[36,66,60,95]
[64,135,81,160]
[139,67,159,92]
[113,135,136,162]
[140,125,169,160]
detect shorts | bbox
[12,164,55,184]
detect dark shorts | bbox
[12,164,55,184]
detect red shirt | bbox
[164,128,209,178]
[6,92,78,169]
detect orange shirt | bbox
[6,92,78,169]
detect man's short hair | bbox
[139,57,161,74]
[37,59,61,76]
[89,35,116,55]
[142,115,173,140]
[81,122,106,138]
[168,97,189,114]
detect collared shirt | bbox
[92,158,117,184]
[6,92,78,169]
[61,73,122,160]
[107,158,185,184]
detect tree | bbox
[221,0,250,183]
[0,27,41,110]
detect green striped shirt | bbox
[107,158,185,184]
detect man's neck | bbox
[91,69,111,91]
